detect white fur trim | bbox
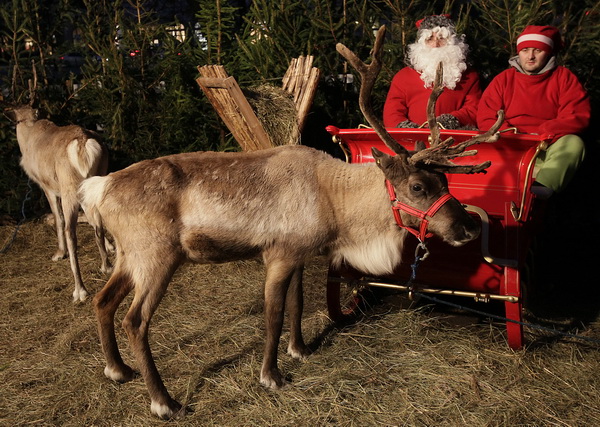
[517,34,554,48]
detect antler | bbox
[426,62,445,146]
[336,25,409,158]
[408,62,505,174]
[409,77,505,173]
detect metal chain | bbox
[406,241,429,299]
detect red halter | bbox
[385,179,455,242]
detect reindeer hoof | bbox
[260,369,288,390]
[287,343,311,360]
[151,399,184,420]
[104,364,136,383]
[105,239,115,253]
[52,251,67,261]
[101,263,114,275]
[72,288,89,302]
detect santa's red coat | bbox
[383,67,482,128]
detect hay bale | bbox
[243,84,299,146]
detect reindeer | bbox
[8,104,112,301]
[78,26,503,419]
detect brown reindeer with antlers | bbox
[79,25,503,419]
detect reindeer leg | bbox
[81,209,115,256]
[93,263,135,383]
[81,204,114,272]
[92,220,113,275]
[122,257,183,420]
[286,265,310,359]
[260,256,298,389]
[104,236,115,253]
[44,190,67,261]
[61,194,87,301]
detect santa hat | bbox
[516,25,562,54]
[416,14,454,31]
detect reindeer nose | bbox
[450,218,481,247]
[464,223,481,241]
[462,218,481,241]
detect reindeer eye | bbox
[411,184,423,192]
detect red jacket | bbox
[383,67,481,127]
[477,66,590,142]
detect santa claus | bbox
[383,15,481,129]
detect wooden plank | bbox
[196,65,272,151]
[280,56,320,133]
[222,78,273,150]
[196,76,252,150]
[294,57,307,105]
[281,58,296,91]
[196,57,320,150]
[195,77,233,88]
[296,67,321,132]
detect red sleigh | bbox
[325,126,549,349]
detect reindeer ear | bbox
[372,147,392,169]
[372,147,410,168]
[372,147,408,170]
[373,147,411,182]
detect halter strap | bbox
[385,179,456,242]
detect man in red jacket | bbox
[383,15,481,129]
[477,25,590,197]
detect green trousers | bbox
[533,134,586,193]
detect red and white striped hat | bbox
[516,25,562,54]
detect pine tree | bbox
[0,0,598,220]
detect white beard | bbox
[408,37,468,90]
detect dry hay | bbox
[2,221,600,426]
[244,84,299,146]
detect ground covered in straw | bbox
[1,220,600,426]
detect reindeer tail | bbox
[68,135,106,178]
[79,175,109,230]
